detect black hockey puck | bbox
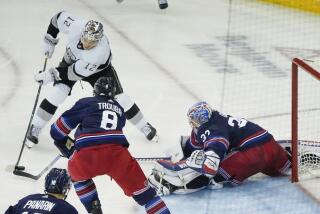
[159,3,168,9]
[15,165,25,171]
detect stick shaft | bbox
[14,58,48,168]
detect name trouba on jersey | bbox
[97,102,123,116]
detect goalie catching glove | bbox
[186,150,220,177]
[54,137,74,158]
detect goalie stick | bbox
[13,58,48,172]
[12,154,62,180]
[135,156,171,162]
[135,140,320,162]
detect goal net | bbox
[291,58,320,182]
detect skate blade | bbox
[24,141,36,149]
[151,134,159,143]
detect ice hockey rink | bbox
[1,0,320,213]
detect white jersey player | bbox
[27,11,157,147]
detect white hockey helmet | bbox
[81,20,104,49]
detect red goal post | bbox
[291,58,320,183]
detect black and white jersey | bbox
[48,11,112,81]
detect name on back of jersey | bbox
[23,200,55,211]
[98,102,123,116]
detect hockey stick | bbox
[136,140,320,162]
[12,154,62,180]
[135,157,171,162]
[13,58,48,172]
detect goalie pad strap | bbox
[154,160,203,187]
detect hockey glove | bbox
[54,137,75,158]
[43,33,59,58]
[186,150,220,177]
[34,67,61,85]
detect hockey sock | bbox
[73,179,99,212]
[145,196,170,214]
[32,99,58,128]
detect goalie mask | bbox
[81,20,104,49]
[93,77,116,98]
[45,168,71,198]
[187,101,213,129]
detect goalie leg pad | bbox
[149,160,208,195]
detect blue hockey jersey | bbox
[185,111,273,159]
[50,96,129,150]
[5,193,78,214]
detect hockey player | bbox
[148,101,291,195]
[5,168,77,214]
[26,11,157,148]
[50,77,170,214]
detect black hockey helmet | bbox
[93,76,116,98]
[45,168,71,196]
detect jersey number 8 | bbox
[100,110,118,130]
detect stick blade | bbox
[13,169,40,180]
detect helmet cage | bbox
[82,20,104,42]
[187,101,213,129]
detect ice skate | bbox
[158,0,168,9]
[91,200,103,214]
[141,123,158,141]
[26,125,41,148]
[148,171,176,196]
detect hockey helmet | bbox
[45,168,71,196]
[93,77,116,98]
[187,101,213,129]
[81,20,104,49]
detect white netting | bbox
[298,140,320,180]
[296,60,320,182]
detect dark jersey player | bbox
[50,77,170,214]
[5,168,77,214]
[148,101,291,195]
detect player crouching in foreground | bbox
[148,101,292,195]
[5,168,77,214]
[50,77,170,214]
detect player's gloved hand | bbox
[186,150,220,177]
[34,67,61,85]
[54,137,75,158]
[43,33,59,58]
